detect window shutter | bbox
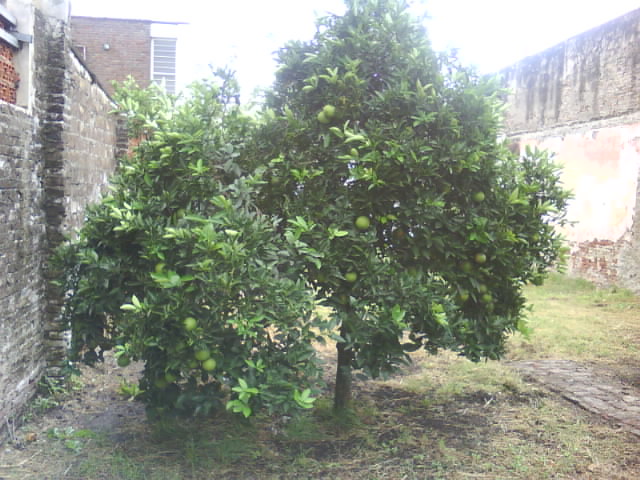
[151,37,176,94]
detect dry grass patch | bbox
[509,273,640,386]
[2,273,640,479]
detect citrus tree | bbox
[245,0,571,408]
[55,75,327,417]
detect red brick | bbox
[70,17,153,96]
[0,39,17,104]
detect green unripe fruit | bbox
[355,216,371,231]
[154,378,168,389]
[317,111,329,124]
[188,359,199,369]
[202,358,217,371]
[478,284,488,294]
[345,272,358,283]
[481,293,493,304]
[474,253,487,264]
[117,355,130,368]
[350,148,359,157]
[472,191,485,202]
[165,372,177,383]
[457,290,469,303]
[322,104,336,118]
[183,317,197,331]
[460,261,472,273]
[194,349,210,361]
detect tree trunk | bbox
[334,326,353,410]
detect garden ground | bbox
[1,273,640,479]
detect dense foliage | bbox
[56,0,570,416]
[55,76,326,417]
[245,0,570,407]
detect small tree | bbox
[245,0,570,408]
[55,75,327,417]
[57,2,570,417]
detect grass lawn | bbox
[1,273,639,479]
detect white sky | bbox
[70,0,640,99]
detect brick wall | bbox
[0,18,19,103]
[70,16,152,96]
[0,104,46,435]
[502,8,640,290]
[570,239,626,286]
[0,5,118,437]
[63,51,118,231]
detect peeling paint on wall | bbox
[523,124,640,245]
[504,7,640,289]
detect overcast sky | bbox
[70,0,640,98]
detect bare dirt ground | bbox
[1,354,145,475]
[2,348,640,480]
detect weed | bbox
[19,373,83,425]
[47,426,97,453]
[29,395,60,413]
[119,379,143,400]
[284,415,324,442]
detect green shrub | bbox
[55,73,327,417]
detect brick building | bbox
[70,16,180,96]
[0,3,22,104]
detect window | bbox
[151,37,176,94]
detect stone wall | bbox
[0,1,118,436]
[0,104,46,437]
[502,8,640,289]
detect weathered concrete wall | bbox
[503,8,640,289]
[518,122,640,286]
[503,8,640,135]
[0,1,118,436]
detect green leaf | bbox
[293,388,316,408]
[328,227,349,239]
[391,305,406,327]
